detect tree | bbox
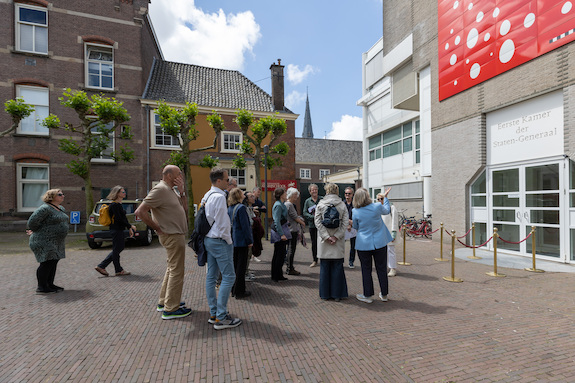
[232,109,289,188]
[42,89,133,217]
[2,98,34,137]
[155,101,225,233]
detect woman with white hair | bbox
[314,183,349,301]
[285,187,306,275]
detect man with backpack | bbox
[202,168,242,330]
[135,165,191,320]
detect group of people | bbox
[26,165,399,331]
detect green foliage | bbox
[163,150,187,170]
[199,154,220,169]
[4,98,34,120]
[66,160,88,179]
[42,114,61,130]
[207,111,226,134]
[232,154,247,169]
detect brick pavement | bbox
[1,233,575,382]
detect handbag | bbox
[270,222,292,244]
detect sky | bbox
[148,0,383,141]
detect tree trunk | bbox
[254,146,262,188]
[184,150,194,236]
[84,166,94,220]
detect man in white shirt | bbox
[202,168,242,330]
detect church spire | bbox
[301,89,314,138]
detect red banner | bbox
[261,180,297,191]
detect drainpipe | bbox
[145,104,150,193]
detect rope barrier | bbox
[457,226,473,239]
[498,231,532,244]
[457,236,493,248]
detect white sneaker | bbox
[252,256,262,263]
[388,268,397,277]
[379,293,388,302]
[348,263,355,269]
[310,261,318,267]
[356,294,373,303]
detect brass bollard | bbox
[525,226,544,273]
[435,223,449,262]
[467,222,482,259]
[398,225,411,266]
[443,230,462,282]
[486,227,505,277]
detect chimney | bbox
[270,59,285,112]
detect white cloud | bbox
[285,90,306,110]
[286,64,317,85]
[149,0,261,70]
[326,115,363,141]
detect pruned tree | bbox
[232,109,289,187]
[42,88,133,217]
[155,101,225,233]
[2,98,34,137]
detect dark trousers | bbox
[37,259,59,290]
[272,240,288,281]
[232,246,249,296]
[319,259,348,299]
[286,232,299,272]
[357,247,388,297]
[309,228,318,262]
[98,229,125,273]
[349,237,356,264]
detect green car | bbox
[85,200,154,249]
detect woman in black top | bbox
[95,185,135,276]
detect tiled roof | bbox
[142,59,282,112]
[295,138,363,164]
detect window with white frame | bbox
[229,168,246,187]
[369,120,418,161]
[319,169,330,179]
[15,3,48,54]
[16,85,49,135]
[300,168,311,179]
[17,163,49,212]
[153,112,179,148]
[415,120,421,164]
[90,122,114,162]
[85,44,114,90]
[222,132,242,153]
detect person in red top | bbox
[95,185,135,277]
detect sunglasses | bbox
[377,198,383,201]
[344,192,352,195]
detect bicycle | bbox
[402,212,433,239]
[398,209,416,233]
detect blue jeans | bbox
[205,237,235,320]
[319,258,348,299]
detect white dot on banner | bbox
[499,39,515,63]
[524,13,535,28]
[468,3,473,10]
[562,1,572,14]
[450,54,457,65]
[477,11,484,22]
[500,19,511,35]
[467,28,479,48]
[445,42,450,50]
[451,28,454,34]
[454,1,459,9]
[466,59,470,64]
[454,80,458,85]
[490,52,493,56]
[484,32,491,41]
[455,35,461,45]
[493,7,500,18]
[470,63,481,79]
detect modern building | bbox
[365,0,575,263]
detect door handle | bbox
[516,211,522,222]
[524,212,529,222]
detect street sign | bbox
[70,211,80,224]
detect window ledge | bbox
[82,86,117,95]
[11,49,51,58]
[91,160,117,165]
[12,133,50,138]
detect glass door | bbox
[489,161,563,260]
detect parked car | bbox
[85,200,154,249]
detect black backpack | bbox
[188,192,215,266]
[321,204,340,229]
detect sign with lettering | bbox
[70,211,81,224]
[487,91,563,165]
[261,180,297,191]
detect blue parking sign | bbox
[70,211,81,224]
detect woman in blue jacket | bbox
[352,187,392,303]
[228,188,254,298]
[271,187,289,282]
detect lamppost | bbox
[263,144,269,239]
